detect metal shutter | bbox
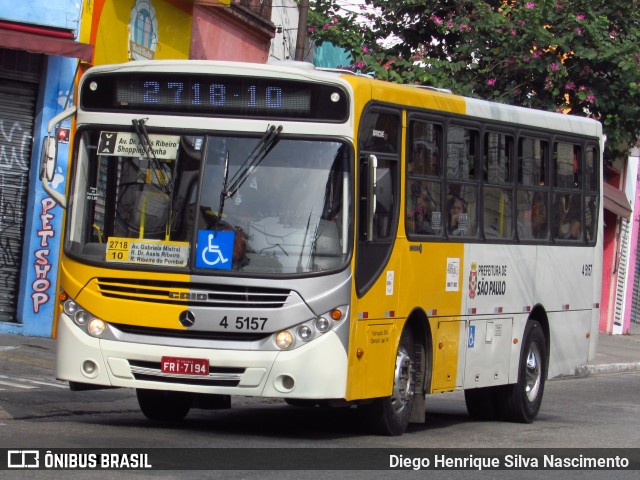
[0,49,41,323]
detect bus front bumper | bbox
[56,315,348,400]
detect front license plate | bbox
[161,356,209,376]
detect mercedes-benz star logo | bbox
[179,310,196,328]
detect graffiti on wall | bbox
[0,120,30,322]
[32,197,56,313]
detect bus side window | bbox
[483,132,514,239]
[406,120,443,236]
[407,179,442,235]
[447,126,478,180]
[373,160,395,239]
[446,183,478,237]
[517,190,548,240]
[484,186,513,239]
[584,145,599,243]
[553,142,582,241]
[446,125,479,238]
[516,137,549,242]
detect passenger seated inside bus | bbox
[447,195,469,236]
[554,194,581,240]
[408,180,438,234]
[518,192,548,240]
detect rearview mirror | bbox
[40,136,57,182]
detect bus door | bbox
[351,108,402,399]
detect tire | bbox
[359,327,416,436]
[136,389,192,421]
[500,320,547,423]
[464,386,499,420]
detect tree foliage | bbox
[308,0,640,162]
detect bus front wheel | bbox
[359,328,416,436]
[500,320,547,423]
[136,388,192,421]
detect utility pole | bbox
[295,0,309,61]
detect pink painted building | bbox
[191,1,275,63]
[623,152,640,334]
[600,149,640,335]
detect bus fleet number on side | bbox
[582,264,593,276]
[220,316,268,331]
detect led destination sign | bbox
[81,73,349,121]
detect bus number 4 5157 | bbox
[220,316,268,330]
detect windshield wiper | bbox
[216,124,282,223]
[224,125,282,199]
[132,118,172,196]
[296,210,314,273]
[132,118,177,240]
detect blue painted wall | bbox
[0,1,81,336]
[0,0,82,33]
[13,56,74,337]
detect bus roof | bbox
[336,70,603,140]
[83,60,603,140]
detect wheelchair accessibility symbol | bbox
[196,230,235,270]
[468,325,476,348]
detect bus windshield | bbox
[65,128,351,275]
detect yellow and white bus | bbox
[42,60,603,435]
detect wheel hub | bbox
[390,344,414,414]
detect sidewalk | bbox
[1,332,639,379]
[563,332,640,377]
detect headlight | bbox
[272,306,348,350]
[275,330,294,350]
[88,319,107,337]
[314,316,331,333]
[64,300,79,316]
[297,325,313,342]
[74,310,90,325]
[63,298,108,337]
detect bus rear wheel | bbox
[359,328,416,436]
[136,389,192,421]
[500,320,547,423]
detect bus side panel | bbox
[546,311,591,378]
[463,317,514,389]
[462,244,536,386]
[536,246,594,377]
[536,246,596,312]
[348,321,396,399]
[431,318,464,392]
[348,238,466,400]
[395,239,466,393]
[463,244,538,317]
[347,241,402,400]
[397,241,466,319]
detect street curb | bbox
[558,362,640,379]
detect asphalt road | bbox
[1,333,639,479]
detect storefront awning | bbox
[0,26,93,63]
[603,182,632,219]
